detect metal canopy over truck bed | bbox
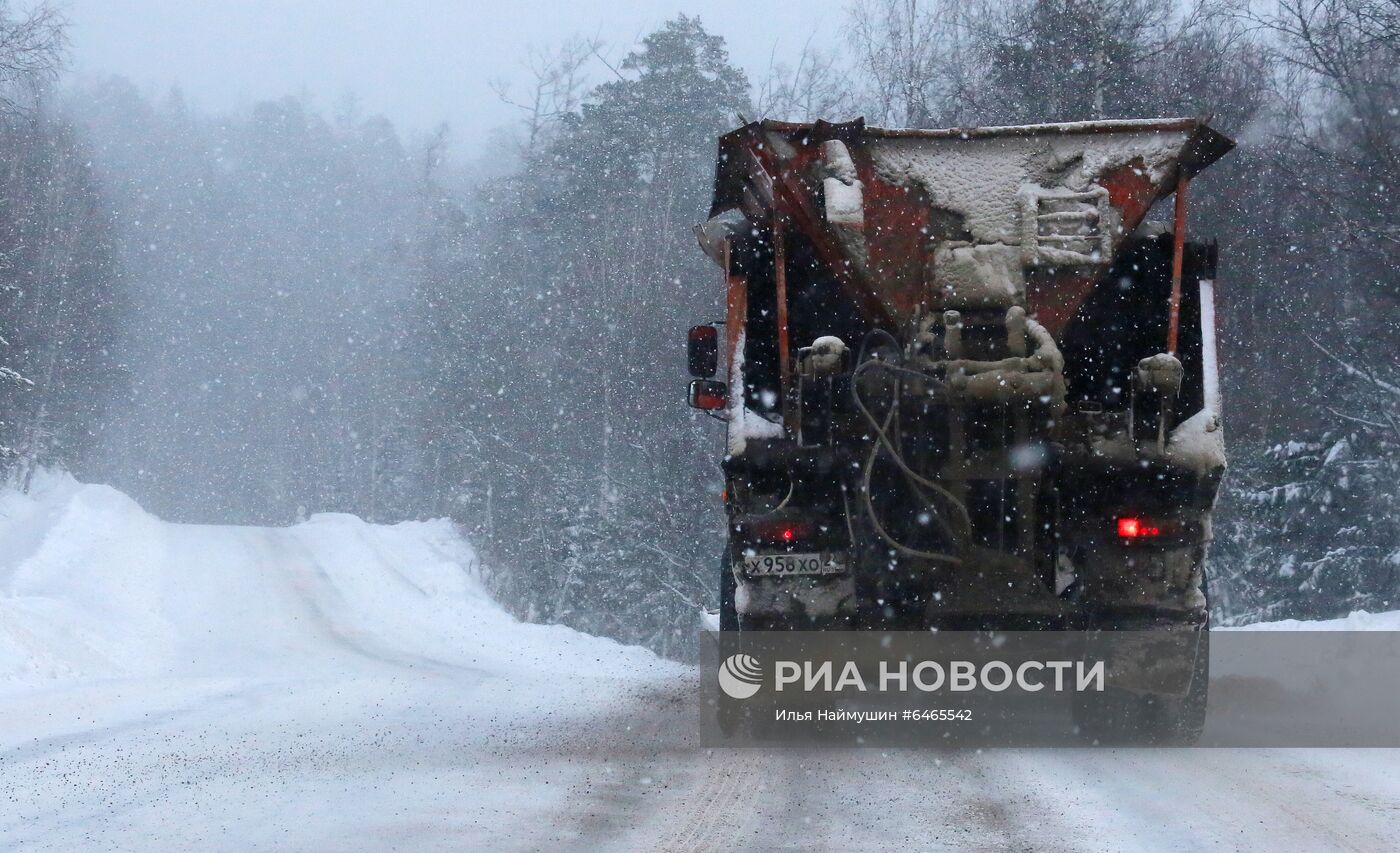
[697,116,1233,454]
[698,115,1233,353]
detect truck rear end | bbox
[687,117,1233,640]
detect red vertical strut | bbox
[1167,175,1190,355]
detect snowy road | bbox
[5,672,1400,851]
[3,475,1399,850]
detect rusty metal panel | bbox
[701,117,1235,341]
[859,178,933,320]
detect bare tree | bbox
[489,36,601,154]
[753,35,858,122]
[847,0,954,126]
[0,2,69,482]
[1249,0,1399,272]
[0,1,64,113]
[966,0,1230,123]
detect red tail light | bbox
[748,518,818,545]
[1117,517,1162,539]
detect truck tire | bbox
[1143,565,1212,745]
[716,552,749,738]
[1072,628,1208,745]
[1140,628,1209,745]
[719,551,740,632]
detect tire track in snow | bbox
[652,750,763,853]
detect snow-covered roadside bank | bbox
[0,473,684,742]
[0,474,690,849]
[0,472,680,686]
[1225,609,1400,631]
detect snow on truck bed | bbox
[0,472,678,692]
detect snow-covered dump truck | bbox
[686,117,1234,638]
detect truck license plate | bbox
[742,552,843,577]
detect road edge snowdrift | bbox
[0,471,678,689]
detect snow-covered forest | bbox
[1,0,1396,654]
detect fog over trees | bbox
[1,0,1395,653]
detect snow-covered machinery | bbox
[686,117,1234,643]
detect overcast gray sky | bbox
[63,0,844,148]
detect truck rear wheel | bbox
[1143,629,1209,745]
[719,551,739,631]
[1072,629,1208,745]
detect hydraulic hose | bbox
[850,331,970,566]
